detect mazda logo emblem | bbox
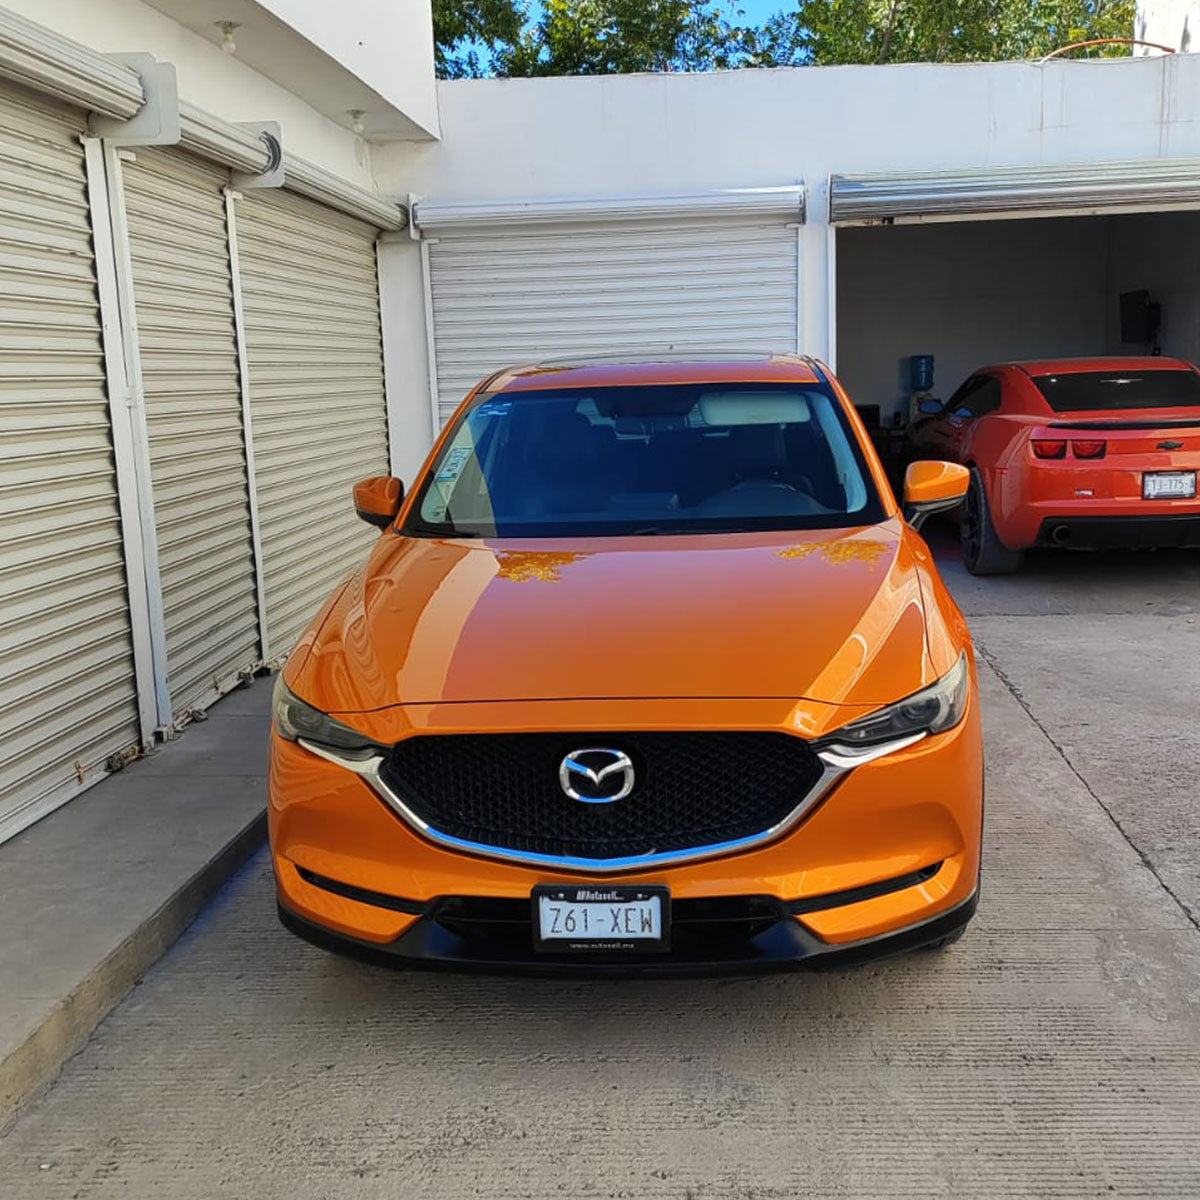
[559,748,635,803]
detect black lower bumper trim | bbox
[295,866,425,914]
[785,862,940,914]
[297,861,943,923]
[276,890,978,978]
[1035,513,1200,549]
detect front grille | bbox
[380,731,825,860]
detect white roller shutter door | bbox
[830,157,1200,224]
[234,188,387,659]
[0,82,139,838]
[424,210,802,425]
[122,147,261,717]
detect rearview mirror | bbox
[903,461,969,531]
[353,475,404,529]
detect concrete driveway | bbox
[2,537,1199,1200]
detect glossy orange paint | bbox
[486,354,824,395]
[271,354,982,968]
[352,474,403,529]
[903,461,970,508]
[911,356,1200,551]
[287,524,946,719]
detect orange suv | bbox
[270,354,982,973]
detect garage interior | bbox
[835,208,1200,427]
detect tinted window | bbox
[944,375,1001,419]
[406,383,884,539]
[1032,370,1200,412]
[943,375,985,415]
[963,378,1001,418]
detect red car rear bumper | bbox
[990,461,1200,549]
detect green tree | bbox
[494,0,745,76]
[430,0,1136,77]
[432,0,527,78]
[747,0,1136,66]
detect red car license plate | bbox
[1143,471,1197,500]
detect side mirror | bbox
[903,461,969,530]
[918,398,942,416]
[353,475,404,529]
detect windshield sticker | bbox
[475,400,512,418]
[436,446,472,483]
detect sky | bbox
[724,0,789,21]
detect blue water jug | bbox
[909,354,935,393]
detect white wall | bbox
[4,0,371,184]
[374,53,1200,455]
[836,217,1111,419]
[1137,0,1200,51]
[377,235,437,484]
[382,55,1200,200]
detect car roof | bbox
[488,351,826,393]
[989,356,1198,377]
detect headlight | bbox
[272,676,380,754]
[819,652,969,751]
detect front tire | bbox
[961,469,1022,576]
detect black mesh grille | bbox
[380,731,825,860]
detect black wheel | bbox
[961,469,1022,576]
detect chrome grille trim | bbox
[298,732,925,874]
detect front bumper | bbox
[276,886,979,977]
[269,690,983,972]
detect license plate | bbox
[533,885,669,953]
[1143,470,1197,500]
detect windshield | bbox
[1032,369,1200,412]
[405,382,884,538]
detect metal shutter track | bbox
[123,147,260,715]
[235,188,387,657]
[0,82,138,837]
[427,217,799,423]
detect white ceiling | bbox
[142,0,437,141]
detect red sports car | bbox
[907,357,1200,574]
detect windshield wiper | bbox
[406,518,483,539]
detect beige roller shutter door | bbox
[121,147,260,718]
[0,82,139,840]
[425,215,801,425]
[234,187,387,659]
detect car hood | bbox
[289,523,937,712]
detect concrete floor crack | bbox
[975,643,1200,935]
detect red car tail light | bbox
[1071,440,1107,459]
[1032,440,1067,459]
